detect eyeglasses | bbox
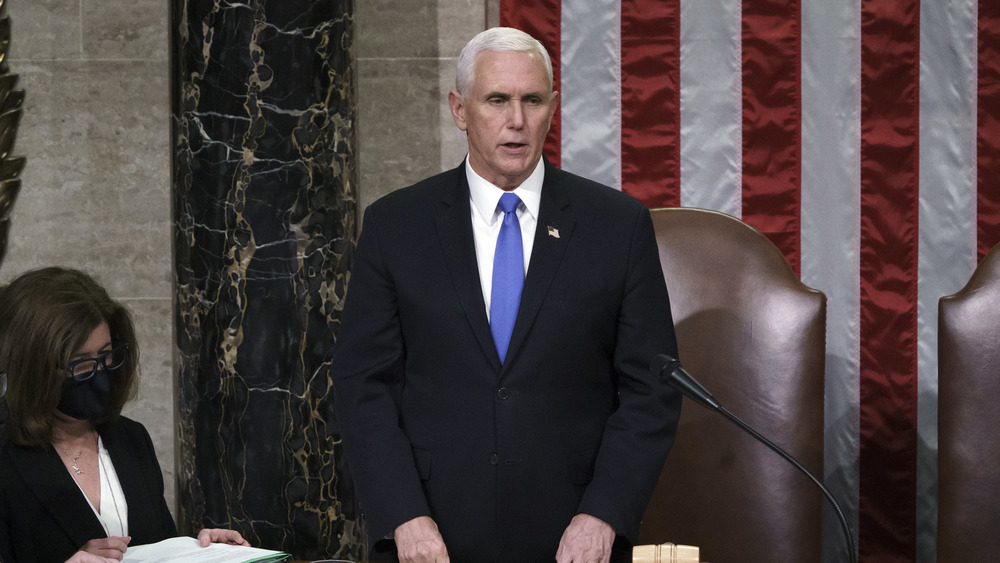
[66,343,130,381]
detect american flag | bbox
[500,1,1000,562]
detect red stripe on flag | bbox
[621,0,681,207]
[858,0,920,560]
[500,0,562,168]
[740,0,802,274]
[978,0,1000,259]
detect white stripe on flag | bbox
[917,1,979,560]
[678,0,742,216]
[800,1,863,561]
[560,0,622,189]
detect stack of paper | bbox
[120,536,290,563]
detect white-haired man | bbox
[334,26,681,563]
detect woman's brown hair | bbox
[0,267,140,446]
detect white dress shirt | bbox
[466,157,544,320]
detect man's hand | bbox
[555,513,615,563]
[79,536,130,560]
[394,515,450,563]
[197,528,251,547]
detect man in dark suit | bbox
[332,27,681,563]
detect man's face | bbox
[448,50,559,190]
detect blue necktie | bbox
[490,193,524,364]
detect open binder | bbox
[120,536,290,562]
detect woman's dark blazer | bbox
[0,416,177,563]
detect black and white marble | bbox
[0,0,26,266]
[170,1,362,559]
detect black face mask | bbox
[57,369,113,421]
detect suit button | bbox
[490,453,499,465]
[497,387,511,400]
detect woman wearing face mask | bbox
[0,267,248,562]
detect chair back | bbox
[937,243,1000,562]
[0,396,7,445]
[639,208,826,563]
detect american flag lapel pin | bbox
[547,225,560,239]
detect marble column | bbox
[170,1,363,559]
[0,0,26,266]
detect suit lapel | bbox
[9,441,107,545]
[434,166,501,369]
[504,163,575,370]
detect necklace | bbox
[53,429,96,475]
[69,449,84,474]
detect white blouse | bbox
[68,435,129,537]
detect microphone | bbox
[651,354,857,563]
[649,354,720,411]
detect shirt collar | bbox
[466,156,544,225]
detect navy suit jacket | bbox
[0,416,177,563]
[332,159,681,561]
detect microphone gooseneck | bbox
[650,354,857,563]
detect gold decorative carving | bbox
[0,0,26,267]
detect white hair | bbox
[455,27,554,96]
